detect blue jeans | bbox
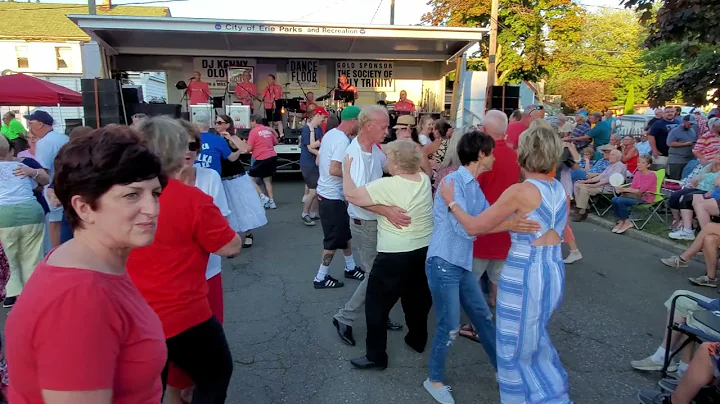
[612,196,639,219]
[426,256,497,382]
[571,169,587,183]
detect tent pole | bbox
[57,103,64,134]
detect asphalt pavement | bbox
[3,178,718,404]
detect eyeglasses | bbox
[535,105,544,110]
[215,121,227,125]
[188,141,200,152]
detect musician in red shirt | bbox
[335,74,358,104]
[301,92,319,118]
[187,71,211,105]
[261,74,284,138]
[234,70,257,110]
[393,90,415,115]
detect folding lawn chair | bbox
[588,189,616,216]
[627,168,668,230]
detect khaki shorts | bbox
[472,259,505,285]
[665,290,720,339]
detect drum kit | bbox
[277,86,353,130]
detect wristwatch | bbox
[448,201,458,212]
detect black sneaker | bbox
[3,296,17,308]
[314,275,344,289]
[301,215,316,226]
[344,266,366,280]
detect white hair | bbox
[482,110,509,139]
[194,111,211,130]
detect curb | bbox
[584,214,690,257]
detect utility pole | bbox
[390,0,395,25]
[486,0,498,88]
[88,0,96,15]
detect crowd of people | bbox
[1,98,719,403]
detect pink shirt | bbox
[234,82,257,107]
[187,81,211,105]
[17,150,35,160]
[261,84,283,109]
[248,125,278,160]
[505,121,529,150]
[630,170,657,203]
[394,99,415,113]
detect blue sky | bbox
[38,0,625,25]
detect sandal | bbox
[243,234,253,248]
[458,323,481,343]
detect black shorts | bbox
[318,197,351,250]
[300,165,320,189]
[265,107,282,122]
[249,156,277,179]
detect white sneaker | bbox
[631,355,678,372]
[266,199,277,209]
[669,229,695,241]
[423,379,455,404]
[563,250,583,264]
[260,194,270,205]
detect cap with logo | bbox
[23,110,54,126]
[312,107,330,117]
[393,115,415,129]
[340,106,361,121]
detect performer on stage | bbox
[335,74,358,104]
[187,71,212,105]
[302,92,319,118]
[234,70,257,109]
[261,74,284,138]
[394,90,415,115]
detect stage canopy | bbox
[0,73,83,106]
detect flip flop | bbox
[616,223,634,234]
[458,323,481,343]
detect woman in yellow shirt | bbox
[342,139,434,370]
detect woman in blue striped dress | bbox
[440,119,571,403]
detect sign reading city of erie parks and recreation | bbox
[192,58,257,90]
[287,60,320,90]
[214,23,368,36]
[336,61,394,92]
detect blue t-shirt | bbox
[300,125,323,167]
[589,120,612,147]
[650,118,681,157]
[195,132,231,174]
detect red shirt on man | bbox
[473,139,521,260]
[394,99,415,114]
[234,82,257,107]
[505,121,529,150]
[127,179,236,339]
[262,84,283,109]
[6,261,167,404]
[188,80,211,105]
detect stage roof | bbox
[69,15,486,62]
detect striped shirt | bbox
[692,132,720,162]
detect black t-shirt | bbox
[649,118,680,157]
[219,138,246,178]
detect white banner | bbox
[335,61,394,92]
[192,58,256,90]
[287,59,319,89]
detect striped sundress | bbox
[495,178,572,403]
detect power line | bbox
[369,0,384,24]
[297,0,353,21]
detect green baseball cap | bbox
[340,105,361,121]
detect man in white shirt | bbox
[25,110,69,247]
[332,105,410,345]
[313,106,364,289]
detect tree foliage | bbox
[422,0,584,83]
[557,78,616,112]
[622,0,720,105]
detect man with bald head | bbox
[505,104,545,150]
[470,109,522,308]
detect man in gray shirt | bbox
[666,115,697,180]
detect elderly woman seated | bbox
[610,155,656,234]
[668,152,720,241]
[572,147,626,221]
[661,222,720,287]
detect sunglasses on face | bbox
[188,141,200,152]
[215,120,227,125]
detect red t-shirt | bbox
[127,179,235,338]
[505,121,529,150]
[394,99,415,113]
[234,82,257,107]
[249,124,279,160]
[188,81,211,105]
[261,84,283,109]
[5,260,167,403]
[473,139,521,260]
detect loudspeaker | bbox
[489,85,520,117]
[82,79,124,128]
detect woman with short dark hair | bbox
[5,126,168,404]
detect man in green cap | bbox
[1,111,27,140]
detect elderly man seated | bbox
[572,148,626,221]
[662,222,720,288]
[570,144,612,183]
[564,114,591,151]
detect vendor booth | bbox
[70,15,486,171]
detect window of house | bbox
[15,46,29,69]
[55,47,72,69]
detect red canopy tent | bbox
[0,73,82,106]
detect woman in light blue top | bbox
[423,130,540,404]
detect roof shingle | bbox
[0,2,170,41]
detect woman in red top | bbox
[621,135,639,174]
[5,126,168,404]
[128,117,242,403]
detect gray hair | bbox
[709,117,720,129]
[482,110,509,139]
[133,116,187,176]
[439,127,467,169]
[358,105,388,128]
[383,139,423,174]
[193,111,211,130]
[0,135,9,157]
[517,119,563,174]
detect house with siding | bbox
[0,0,169,133]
